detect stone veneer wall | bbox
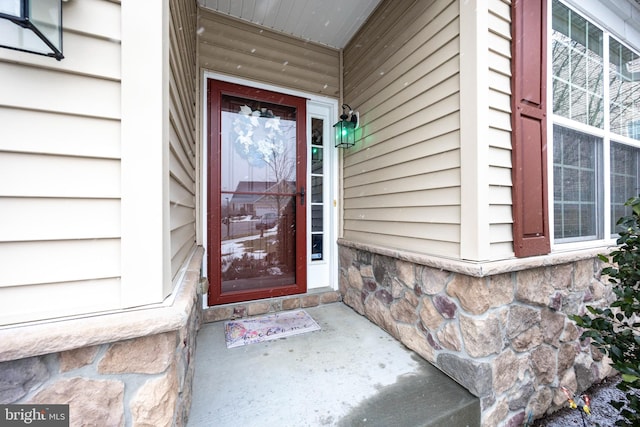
[0,248,205,427]
[338,241,615,427]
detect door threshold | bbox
[202,287,341,323]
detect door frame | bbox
[207,80,307,305]
[201,72,340,306]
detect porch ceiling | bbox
[197,0,383,49]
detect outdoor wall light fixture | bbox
[0,0,64,60]
[334,104,359,148]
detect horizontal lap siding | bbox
[1,108,120,158]
[1,280,121,325]
[342,0,462,259]
[0,199,120,241]
[0,0,122,325]
[169,0,198,284]
[197,8,340,97]
[488,0,514,259]
[0,240,120,288]
[0,153,120,198]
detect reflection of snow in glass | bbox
[220,233,275,273]
[267,267,283,275]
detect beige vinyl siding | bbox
[1,109,120,158]
[0,240,120,287]
[1,280,121,325]
[487,0,513,259]
[169,0,198,283]
[0,0,122,325]
[197,8,340,98]
[342,0,462,259]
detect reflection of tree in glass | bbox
[609,40,640,138]
[552,23,640,137]
[552,31,604,128]
[233,105,295,183]
[232,105,297,267]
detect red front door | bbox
[207,80,307,305]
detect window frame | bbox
[551,122,605,243]
[610,141,640,235]
[548,0,640,251]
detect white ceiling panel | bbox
[198,0,383,49]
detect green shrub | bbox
[572,196,640,426]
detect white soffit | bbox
[198,0,383,49]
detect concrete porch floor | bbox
[187,302,480,427]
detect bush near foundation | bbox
[572,196,640,426]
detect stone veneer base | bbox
[0,247,205,427]
[338,239,616,427]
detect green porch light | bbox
[0,0,64,60]
[334,104,359,148]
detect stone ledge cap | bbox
[0,247,204,363]
[338,239,613,277]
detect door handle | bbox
[299,186,305,205]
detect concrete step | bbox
[188,302,479,427]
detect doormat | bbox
[224,309,321,348]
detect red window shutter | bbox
[511,0,550,257]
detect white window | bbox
[551,0,640,244]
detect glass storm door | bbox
[207,80,307,305]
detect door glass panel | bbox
[311,234,323,261]
[311,205,323,232]
[220,95,297,293]
[310,118,324,261]
[311,176,323,203]
[311,144,323,173]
